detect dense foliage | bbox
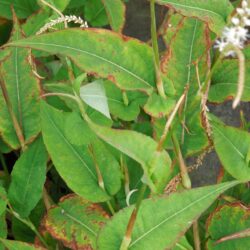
[0,0,250,249]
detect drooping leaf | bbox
[85,0,109,27]
[101,0,126,32]
[8,137,47,218]
[41,102,121,201]
[87,119,172,193]
[206,203,250,250]
[80,80,111,119]
[45,194,109,249]
[211,120,250,181]
[0,13,41,150]
[209,59,250,103]
[8,28,155,94]
[97,181,238,250]
[156,0,233,34]
[0,0,39,19]
[0,239,45,250]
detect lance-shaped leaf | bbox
[0,13,41,150]
[209,59,250,103]
[8,137,47,218]
[206,203,250,250]
[155,0,233,34]
[8,28,155,93]
[102,0,126,33]
[211,120,250,181]
[41,102,121,202]
[0,239,45,250]
[87,120,172,193]
[45,194,109,249]
[80,80,111,119]
[160,15,209,155]
[97,181,238,250]
[0,0,39,19]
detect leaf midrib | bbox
[12,41,153,89]
[129,182,236,248]
[44,107,97,180]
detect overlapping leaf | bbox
[45,194,109,249]
[8,28,155,93]
[102,0,126,32]
[8,137,47,218]
[97,181,238,250]
[156,0,233,34]
[41,102,121,202]
[0,13,41,149]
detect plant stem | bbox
[120,184,147,250]
[0,153,10,180]
[193,221,201,250]
[150,0,166,98]
[7,208,49,248]
[171,133,191,189]
[0,78,26,151]
[122,90,129,106]
[107,200,115,216]
[43,187,54,211]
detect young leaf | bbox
[8,28,155,93]
[156,0,233,34]
[206,203,250,249]
[0,13,41,150]
[211,120,250,181]
[80,80,111,119]
[102,0,126,33]
[41,102,121,202]
[45,194,109,249]
[209,59,250,103]
[0,0,39,19]
[87,120,172,193]
[0,239,45,250]
[8,137,47,218]
[97,181,238,250]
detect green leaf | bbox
[207,203,250,249]
[8,28,155,94]
[45,194,109,249]
[8,137,47,218]
[80,80,111,119]
[209,59,250,103]
[211,120,250,181]
[0,187,7,216]
[84,0,109,27]
[65,112,95,146]
[97,181,238,250]
[43,0,71,11]
[0,0,39,19]
[144,93,176,118]
[41,102,121,202]
[104,81,146,121]
[0,239,45,250]
[0,14,41,150]
[155,0,233,34]
[87,120,172,193]
[101,0,126,32]
[0,213,7,250]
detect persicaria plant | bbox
[0,0,250,249]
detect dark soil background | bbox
[123,0,250,187]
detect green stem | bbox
[193,221,201,250]
[171,133,191,189]
[122,91,129,106]
[0,153,10,179]
[7,208,49,248]
[120,184,147,250]
[150,0,166,98]
[107,200,115,216]
[0,78,26,151]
